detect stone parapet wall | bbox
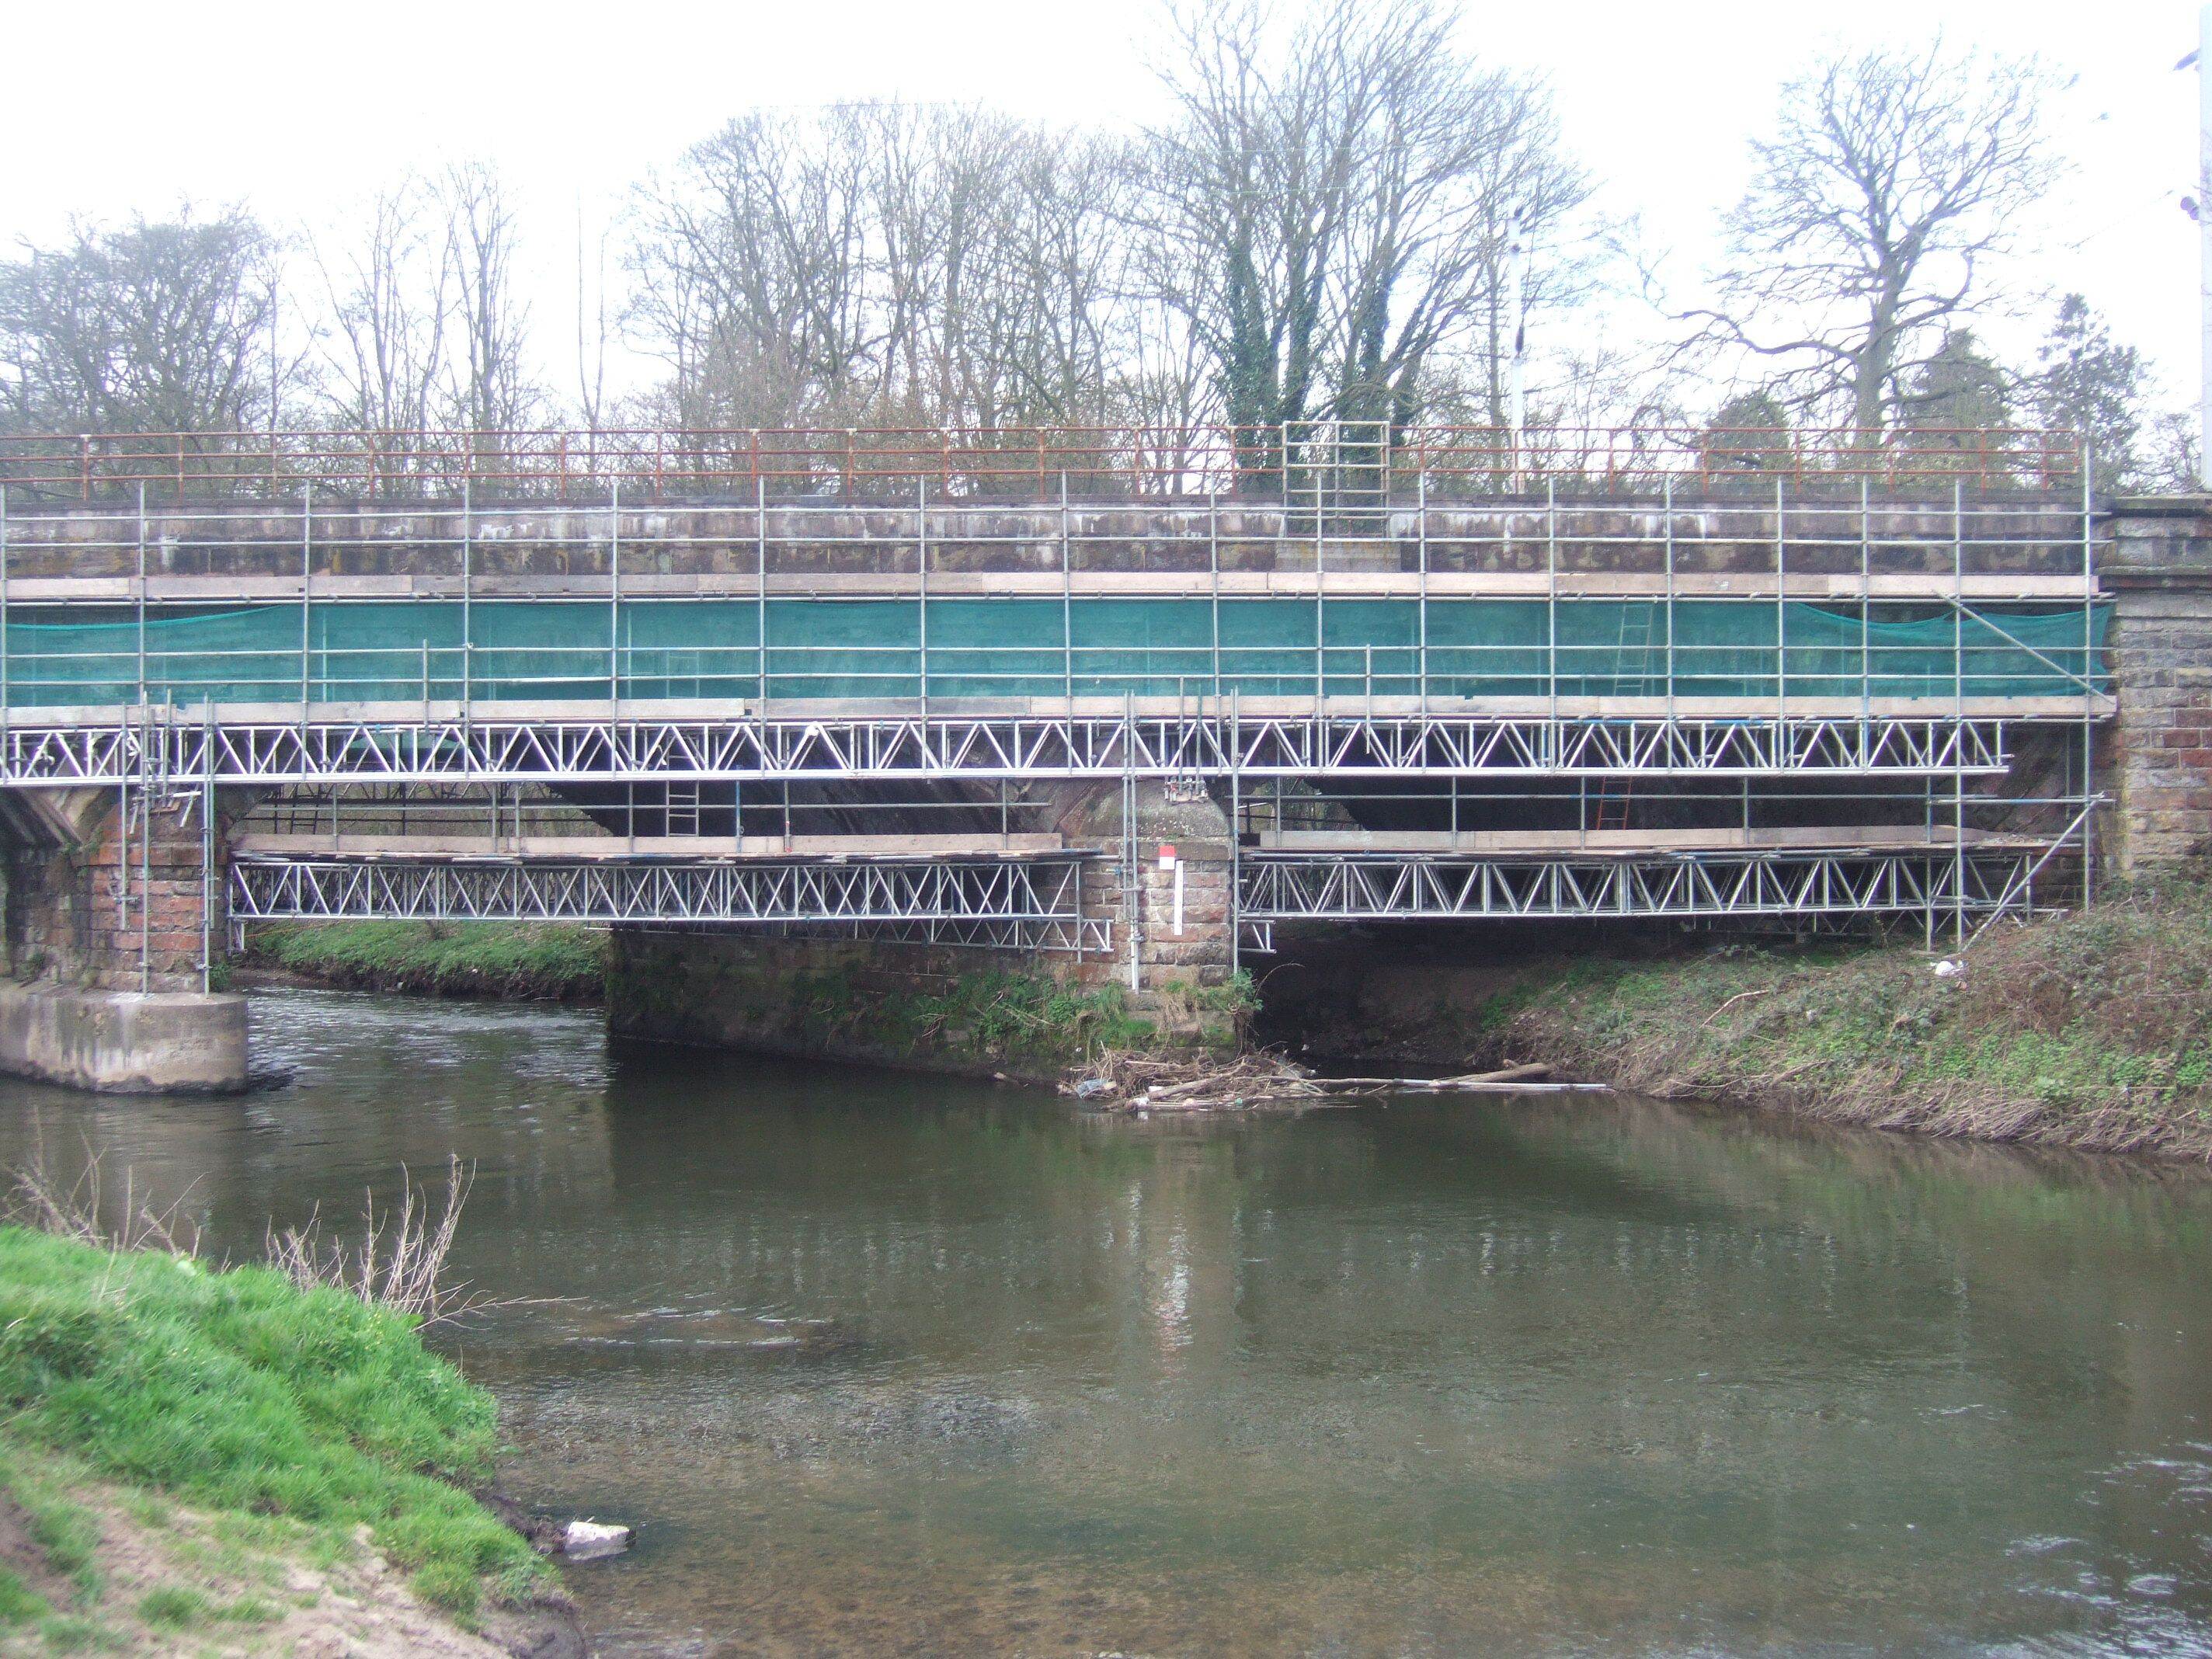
[2103,591,2212,868]
[0,494,2087,585]
[2101,499,2212,871]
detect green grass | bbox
[0,1439,103,1640]
[0,1567,44,1625]
[0,1226,550,1619]
[803,965,1163,1065]
[135,1584,280,1629]
[1475,871,2212,1155]
[249,920,606,1001]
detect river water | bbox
[2,989,2209,1657]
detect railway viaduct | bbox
[0,423,2182,1091]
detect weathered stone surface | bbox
[5,788,238,993]
[0,980,247,1092]
[0,492,2086,586]
[2104,500,2212,869]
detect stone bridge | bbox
[0,427,2185,1092]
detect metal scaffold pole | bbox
[1546,478,1557,735]
[1124,691,1140,993]
[135,483,148,708]
[609,481,621,708]
[1228,687,1241,978]
[1060,473,1073,704]
[1,483,9,750]
[1953,478,1966,944]
[1859,478,1872,722]
[1774,478,1786,715]
[917,478,929,718]
[1417,469,1428,711]
[300,483,312,711]
[2082,440,2098,907]
[138,701,153,993]
[757,475,769,707]
[1663,474,1675,719]
[200,703,214,994]
[461,481,474,729]
[1209,488,1222,696]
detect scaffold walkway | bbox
[230,851,1108,953]
[1236,846,2059,924]
[0,711,2021,787]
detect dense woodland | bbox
[0,0,2189,492]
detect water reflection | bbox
[0,989,2208,1656]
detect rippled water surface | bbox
[2,988,2210,1656]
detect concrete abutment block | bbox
[0,981,248,1093]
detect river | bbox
[1,987,2208,1657]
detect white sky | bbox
[0,0,2200,418]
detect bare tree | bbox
[1680,41,2060,435]
[308,178,452,433]
[0,207,276,433]
[574,202,614,432]
[438,162,539,433]
[866,110,1140,428]
[1140,0,1589,442]
[627,110,877,429]
[1140,2,1350,437]
[996,134,1148,426]
[2140,409,2200,494]
[626,104,1141,434]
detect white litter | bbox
[562,1519,634,1560]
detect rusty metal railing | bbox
[0,423,2085,502]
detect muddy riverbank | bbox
[1259,875,2212,1161]
[244,875,2212,1162]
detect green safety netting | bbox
[0,596,2109,708]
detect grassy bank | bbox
[1476,875,2212,1160]
[0,1226,554,1650]
[245,920,607,1003]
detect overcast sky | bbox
[1,0,2200,417]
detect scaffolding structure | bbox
[231,852,1104,951]
[0,426,2109,948]
[0,711,2022,788]
[1239,846,2054,923]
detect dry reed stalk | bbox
[7,1141,200,1258]
[6,1142,494,1320]
[265,1156,487,1327]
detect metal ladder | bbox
[113,702,204,987]
[1282,419,1391,556]
[1593,604,1661,832]
[664,779,702,837]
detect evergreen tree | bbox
[1902,330,2012,433]
[1697,388,1793,472]
[2029,294,2145,491]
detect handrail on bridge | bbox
[0,423,2086,503]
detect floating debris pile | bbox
[1063,1050,1607,1114]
